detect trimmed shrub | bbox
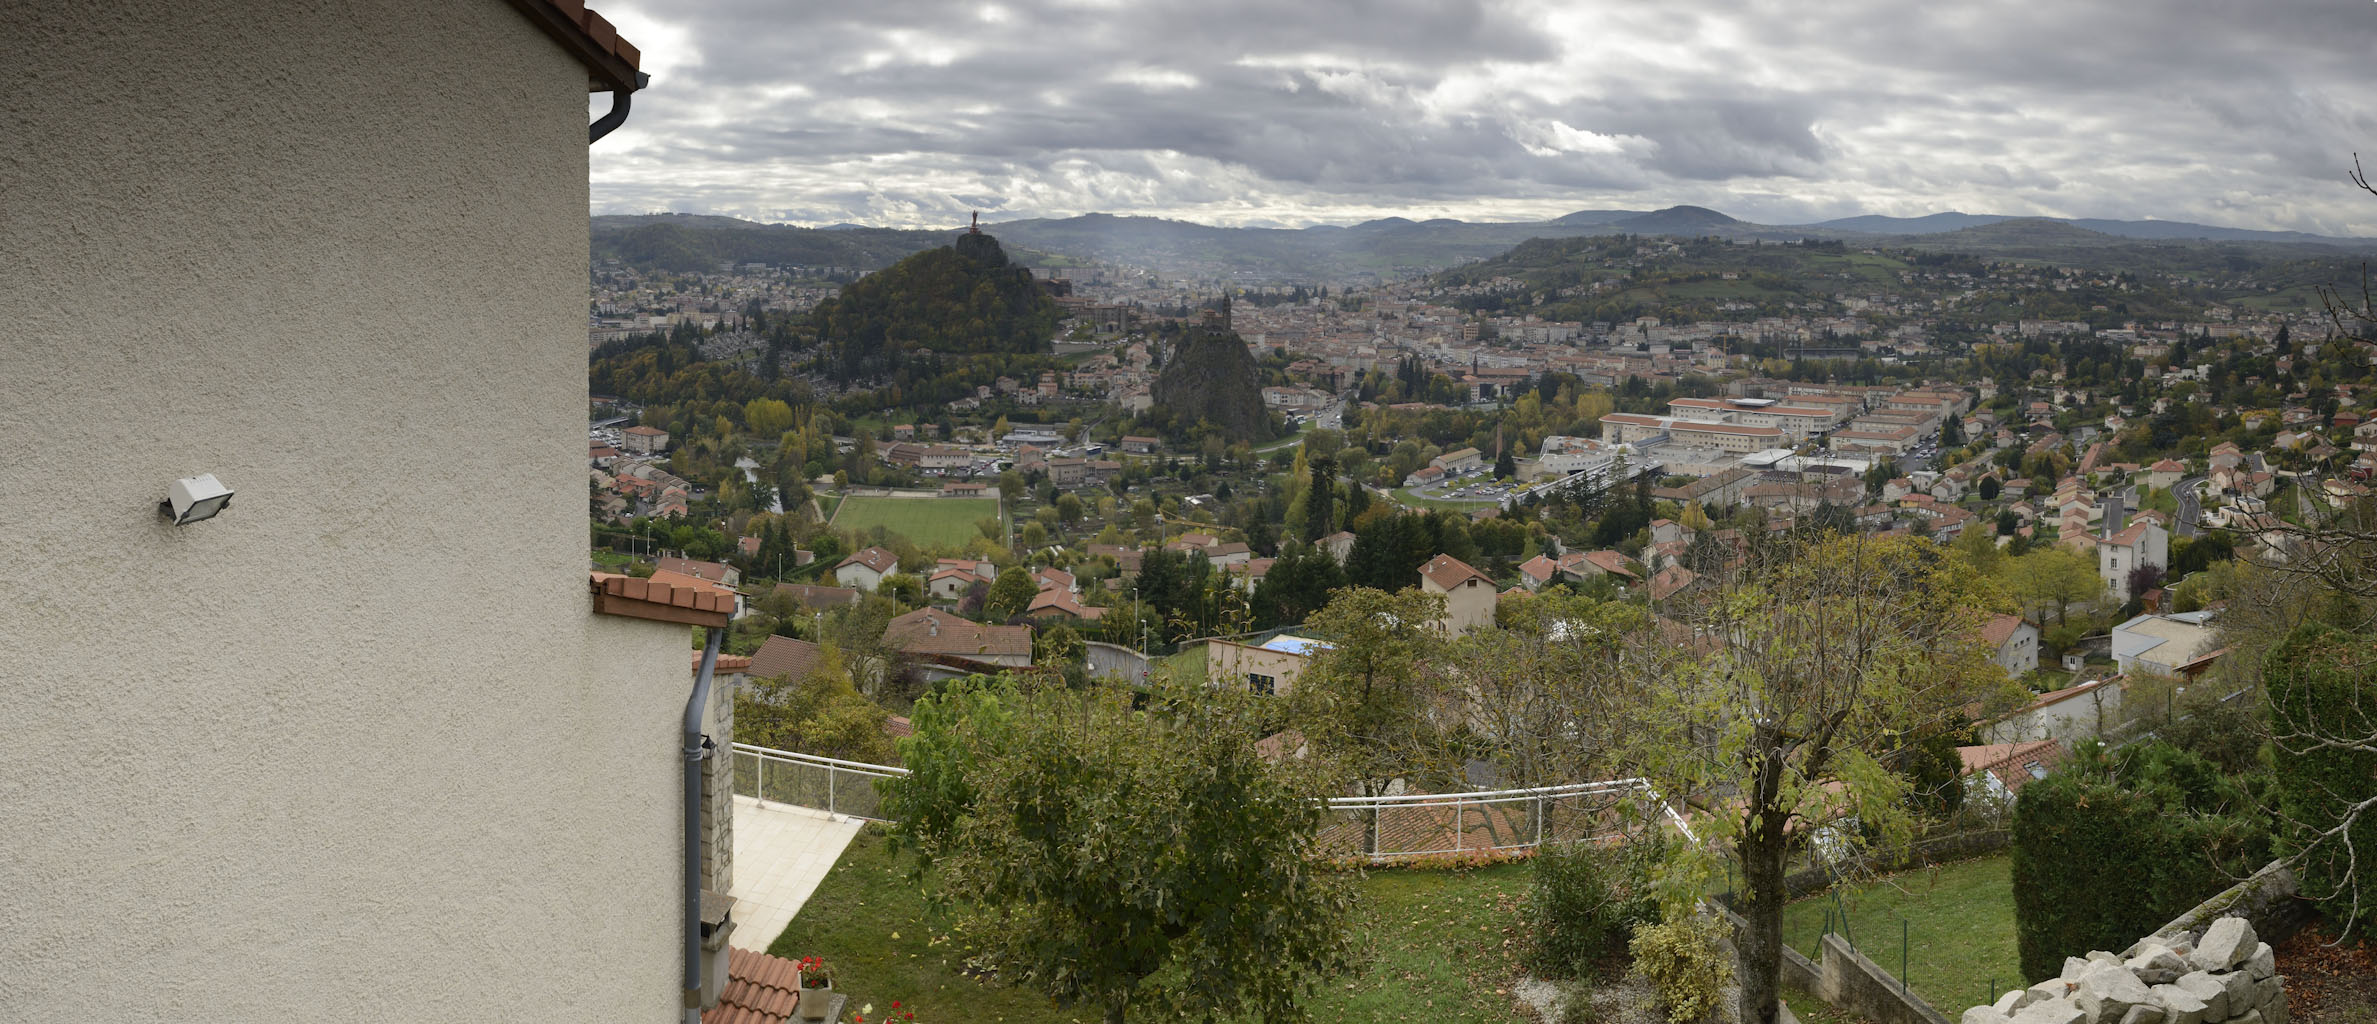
[1630,913,1733,1024]
[1529,835,1666,979]
[2011,741,2271,982]
[2265,623,2377,931]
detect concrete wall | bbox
[1,3,688,1020]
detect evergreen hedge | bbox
[2265,623,2377,930]
[2011,742,2270,982]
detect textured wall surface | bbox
[0,2,687,1020]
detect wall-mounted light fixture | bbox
[161,474,234,525]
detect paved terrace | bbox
[727,796,863,951]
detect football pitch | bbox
[829,494,1001,549]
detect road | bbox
[2174,476,2205,538]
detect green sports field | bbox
[829,494,1000,549]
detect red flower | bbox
[891,1002,901,1009]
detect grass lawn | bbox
[831,495,1000,550]
[769,826,1540,1024]
[1392,486,1498,512]
[1780,854,2020,1014]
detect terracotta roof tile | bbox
[504,1,644,92]
[703,948,805,1024]
[885,608,1031,659]
[590,572,732,628]
[1418,553,1491,591]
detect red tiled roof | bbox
[771,582,862,609]
[884,608,1031,659]
[1956,739,2067,796]
[1418,553,1491,591]
[1980,614,2030,650]
[838,546,899,574]
[1649,565,1701,601]
[590,572,732,628]
[1026,589,1106,620]
[658,556,734,582]
[748,635,823,683]
[693,652,753,675]
[1518,554,1559,582]
[504,0,644,93]
[703,947,802,1024]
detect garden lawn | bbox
[831,495,999,550]
[768,825,1541,1024]
[1780,853,2020,1015]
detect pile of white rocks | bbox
[1963,917,2285,1024]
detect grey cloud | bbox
[591,0,2377,233]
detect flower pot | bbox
[796,975,833,1020]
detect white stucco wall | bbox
[1,3,687,1020]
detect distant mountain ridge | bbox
[589,205,2377,280]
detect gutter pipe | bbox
[683,625,724,1020]
[590,72,650,144]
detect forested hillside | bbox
[810,231,1059,382]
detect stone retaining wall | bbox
[1960,917,2286,1024]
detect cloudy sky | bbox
[589,0,2377,234]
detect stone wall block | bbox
[2174,972,2229,1019]
[1968,1007,2012,1024]
[2013,996,2088,1024]
[1997,988,2046,1015]
[2148,983,2210,1024]
[2221,969,2260,1013]
[2117,1004,2165,1024]
[2077,964,2152,1024]
[2191,918,2256,973]
[2244,944,2275,982]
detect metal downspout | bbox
[590,72,650,144]
[684,626,724,1020]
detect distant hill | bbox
[591,215,948,273]
[1813,212,2013,234]
[1615,205,1740,233]
[589,204,2377,282]
[809,230,1057,382]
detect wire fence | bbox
[727,743,1692,862]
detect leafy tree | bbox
[731,646,894,763]
[1301,455,1336,542]
[1284,587,1459,810]
[2007,546,2103,625]
[886,678,1355,1024]
[985,566,1038,621]
[2265,623,2377,931]
[1249,541,1344,629]
[1494,445,1518,480]
[1636,534,2016,1024]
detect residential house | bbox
[1957,739,2069,803]
[1206,634,1330,696]
[1517,554,1561,591]
[1025,588,1106,622]
[2145,458,2187,491]
[1561,550,1641,587]
[2111,611,2222,676]
[658,556,740,588]
[2097,519,2170,602]
[1981,614,2041,678]
[883,608,1033,667]
[4,3,752,1019]
[834,546,900,591]
[1982,678,2126,745]
[747,634,824,686]
[622,423,670,453]
[1418,553,1497,635]
[1319,530,1357,563]
[770,581,863,611]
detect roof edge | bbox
[502,0,643,93]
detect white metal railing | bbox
[731,743,910,822]
[730,742,1692,859]
[1319,778,1695,860]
